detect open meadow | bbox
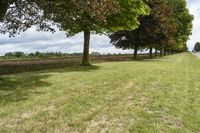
[0,53,200,132]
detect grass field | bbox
[0,53,200,132]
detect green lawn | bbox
[0,53,200,132]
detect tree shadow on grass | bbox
[0,65,100,105]
[132,56,172,62]
[0,74,52,104]
[38,64,101,74]
[137,59,164,62]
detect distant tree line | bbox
[2,51,104,59]
[3,51,64,58]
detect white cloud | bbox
[0,26,133,55]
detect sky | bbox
[0,0,199,55]
[187,0,200,51]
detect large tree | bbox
[0,0,149,65]
[110,30,146,59]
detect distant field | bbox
[0,53,200,132]
[0,54,150,75]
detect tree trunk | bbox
[164,49,167,56]
[155,49,158,57]
[133,44,138,59]
[168,50,171,55]
[149,48,153,58]
[81,31,91,65]
[171,50,173,54]
[160,49,163,57]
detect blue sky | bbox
[0,0,199,55]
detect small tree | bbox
[14,52,25,58]
[110,30,145,59]
[4,52,15,58]
[194,42,200,52]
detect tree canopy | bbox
[0,0,150,65]
[110,0,176,58]
[167,0,193,52]
[110,0,193,58]
[0,0,54,36]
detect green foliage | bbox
[35,0,149,35]
[3,51,69,59]
[110,0,175,57]
[0,0,55,36]
[91,52,101,55]
[167,0,194,51]
[33,0,118,36]
[0,0,149,35]
[105,0,150,32]
[4,52,25,58]
[193,42,200,52]
[0,0,150,65]
[0,0,10,21]
[110,0,193,56]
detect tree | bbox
[38,0,149,65]
[0,0,149,65]
[140,0,176,58]
[0,0,55,36]
[4,51,25,58]
[110,30,145,59]
[110,0,176,59]
[194,42,200,52]
[0,0,10,21]
[167,0,193,52]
